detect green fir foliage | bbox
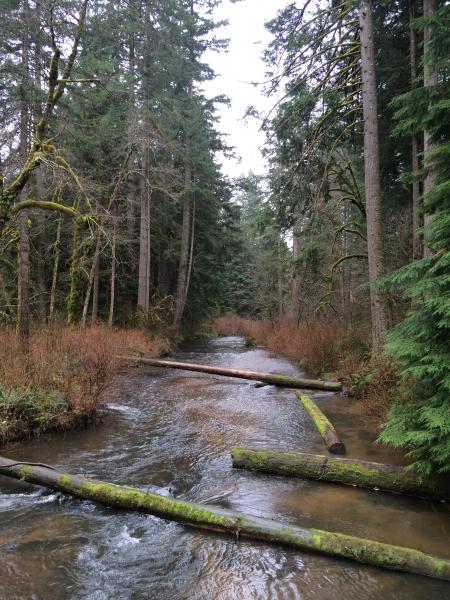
[379,5,450,475]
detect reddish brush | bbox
[214,315,368,376]
[0,325,170,443]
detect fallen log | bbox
[118,356,342,392]
[231,448,450,500]
[297,393,346,454]
[0,457,449,580]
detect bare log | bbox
[118,356,342,392]
[231,448,450,500]
[297,393,346,454]
[0,457,449,580]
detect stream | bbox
[0,336,449,599]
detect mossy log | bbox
[231,448,450,500]
[297,393,346,454]
[118,356,342,392]
[0,457,449,580]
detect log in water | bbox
[0,456,449,580]
[296,393,346,454]
[231,448,450,500]
[118,356,342,392]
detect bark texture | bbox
[359,1,388,352]
[409,0,422,260]
[296,393,346,454]
[0,456,449,580]
[290,217,302,321]
[119,356,342,391]
[422,0,438,257]
[231,448,450,500]
[48,217,62,320]
[137,12,152,315]
[173,161,194,333]
[17,0,31,342]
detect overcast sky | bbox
[202,0,292,179]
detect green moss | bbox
[0,384,77,446]
[232,447,271,470]
[59,474,72,488]
[297,394,330,435]
[19,465,32,479]
[304,528,450,576]
[4,461,450,580]
[77,480,233,529]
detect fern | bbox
[379,5,450,475]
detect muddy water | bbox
[0,336,449,600]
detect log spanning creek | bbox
[1,337,449,599]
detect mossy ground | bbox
[0,384,93,444]
[0,324,169,445]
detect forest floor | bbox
[213,315,402,420]
[0,325,171,445]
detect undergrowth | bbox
[213,314,369,376]
[214,314,403,420]
[339,354,403,419]
[0,324,170,444]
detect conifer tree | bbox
[379,3,450,475]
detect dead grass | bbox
[214,314,402,419]
[0,325,170,443]
[213,314,369,376]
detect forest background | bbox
[0,0,449,475]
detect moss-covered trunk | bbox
[0,456,449,580]
[231,448,450,500]
[119,356,342,392]
[297,393,346,454]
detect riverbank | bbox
[2,335,448,599]
[213,315,402,419]
[0,325,170,445]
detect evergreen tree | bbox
[379,3,450,475]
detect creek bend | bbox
[0,336,449,600]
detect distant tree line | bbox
[219,0,449,475]
[0,0,236,338]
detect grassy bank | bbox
[213,315,368,375]
[0,325,170,444]
[213,315,401,419]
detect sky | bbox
[202,0,292,180]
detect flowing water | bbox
[0,336,449,600]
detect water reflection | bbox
[0,336,449,599]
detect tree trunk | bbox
[81,238,100,327]
[173,58,195,335]
[67,214,82,325]
[126,34,136,256]
[119,356,342,391]
[33,2,47,322]
[231,448,450,500]
[182,199,195,309]
[0,272,13,319]
[422,0,437,257]
[108,223,116,326]
[173,165,193,334]
[17,0,31,343]
[137,167,151,314]
[290,218,302,321]
[91,251,100,325]
[0,456,449,580]
[297,393,346,454]
[410,0,422,260]
[277,236,283,318]
[17,211,30,340]
[359,1,388,353]
[34,171,47,322]
[137,16,152,317]
[48,217,62,320]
